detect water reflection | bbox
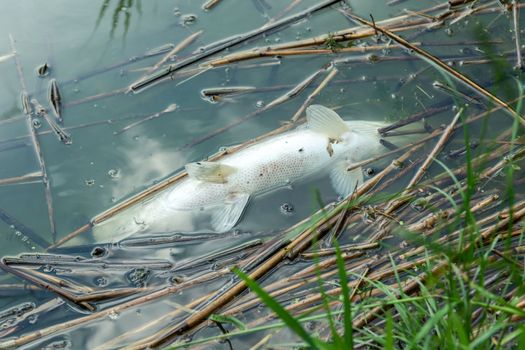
[95,0,143,38]
[111,138,188,200]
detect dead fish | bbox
[20,92,32,115]
[48,79,62,123]
[93,105,419,242]
[30,99,71,144]
[36,63,50,77]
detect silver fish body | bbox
[93,105,406,242]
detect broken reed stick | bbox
[269,0,301,23]
[513,0,523,70]
[378,105,450,135]
[129,0,342,92]
[345,12,525,127]
[203,0,222,10]
[405,107,463,189]
[0,171,42,186]
[143,30,203,76]
[8,34,57,243]
[291,67,338,122]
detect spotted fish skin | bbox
[93,105,408,242]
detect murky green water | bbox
[0,0,523,348]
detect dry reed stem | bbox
[143,31,203,77]
[291,67,338,122]
[8,34,57,243]
[405,107,463,189]
[0,171,42,186]
[513,0,523,70]
[302,242,379,258]
[203,0,222,10]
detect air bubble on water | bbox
[96,277,108,287]
[28,315,38,324]
[181,14,197,26]
[391,93,397,99]
[107,168,120,179]
[280,203,294,216]
[85,179,95,186]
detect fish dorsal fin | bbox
[306,105,350,140]
[185,161,236,183]
[330,163,364,198]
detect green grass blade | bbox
[335,240,353,349]
[233,267,322,349]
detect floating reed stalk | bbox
[8,34,57,242]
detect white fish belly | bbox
[92,119,391,242]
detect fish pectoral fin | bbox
[306,105,350,140]
[185,161,236,184]
[330,163,364,198]
[211,192,250,232]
